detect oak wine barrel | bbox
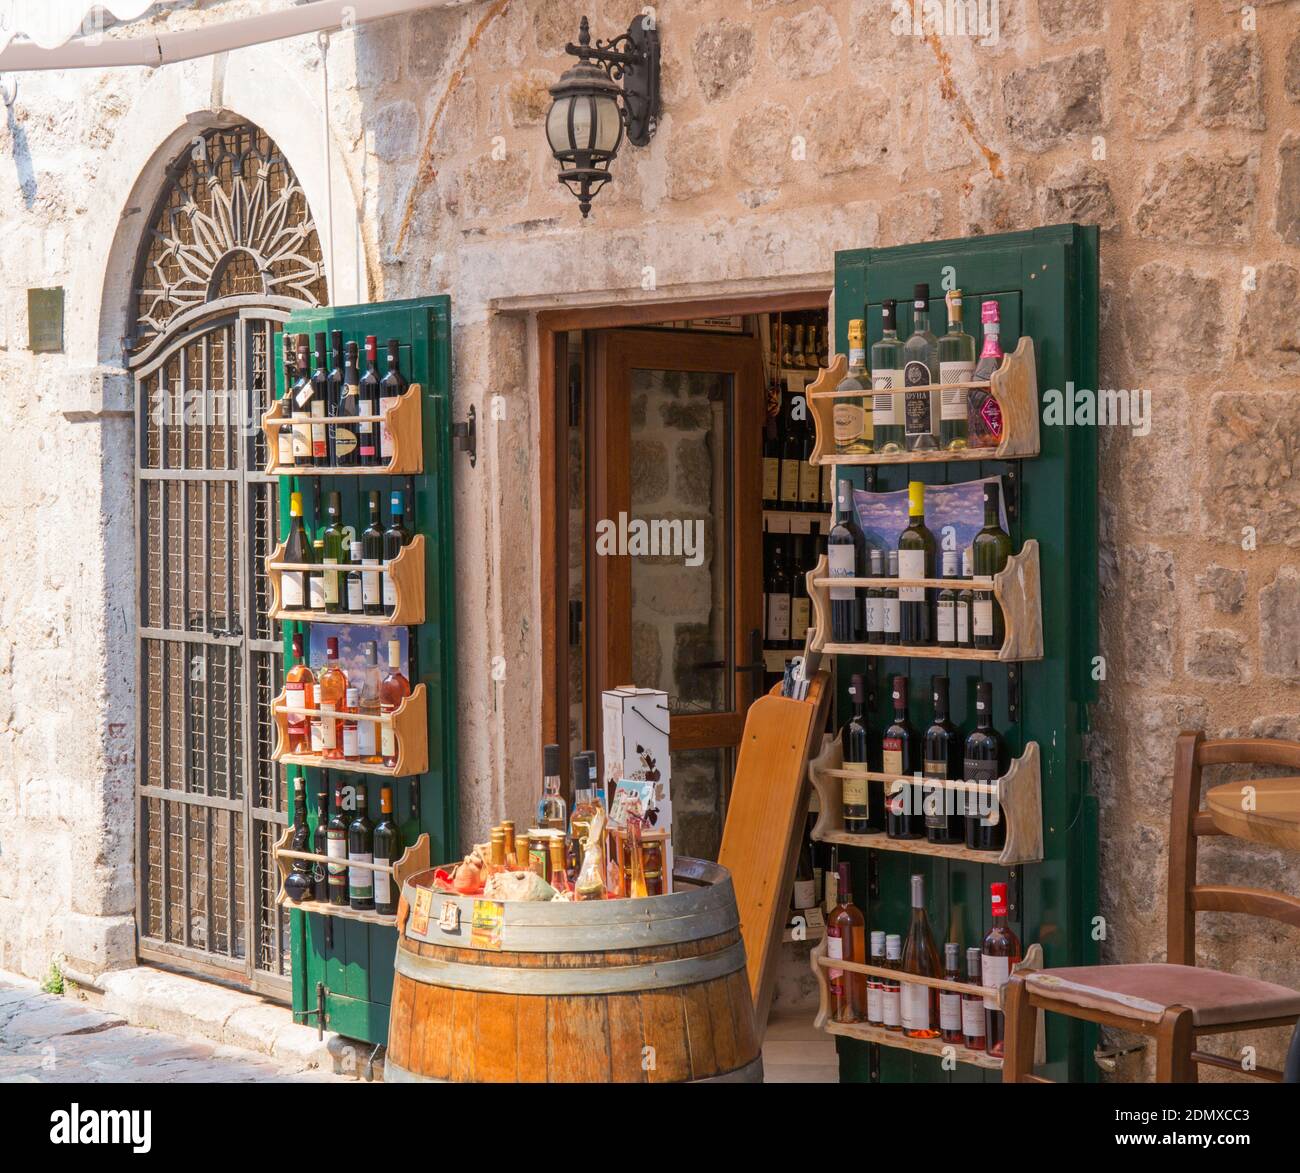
[386,857,762,1083]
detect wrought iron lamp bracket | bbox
[563,16,660,147]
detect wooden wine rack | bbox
[273,827,430,927]
[260,384,424,476]
[805,540,1043,663]
[265,535,426,626]
[808,936,1045,1071]
[807,337,1039,466]
[807,736,1042,866]
[270,683,429,777]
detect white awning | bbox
[0,0,461,71]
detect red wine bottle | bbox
[964,680,1008,852]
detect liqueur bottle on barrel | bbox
[923,675,964,845]
[964,681,1008,852]
[939,942,964,1045]
[902,283,940,452]
[833,319,873,456]
[537,744,568,831]
[981,882,1022,1056]
[841,673,883,833]
[901,873,942,1041]
[358,336,381,466]
[937,288,975,450]
[972,482,1012,651]
[347,780,374,911]
[968,300,1005,449]
[897,481,936,646]
[379,339,407,462]
[883,675,923,840]
[826,861,866,1023]
[870,299,906,454]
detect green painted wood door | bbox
[831,225,1100,1083]
[275,296,457,1046]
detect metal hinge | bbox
[1007,664,1021,722]
[1003,465,1019,522]
[452,404,477,466]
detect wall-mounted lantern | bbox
[545,15,660,218]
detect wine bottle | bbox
[882,934,903,1031]
[383,490,413,616]
[830,479,868,641]
[380,639,410,768]
[902,283,940,452]
[790,535,811,648]
[346,540,364,615]
[326,781,350,906]
[883,674,923,840]
[281,490,313,611]
[372,783,403,916]
[790,323,806,369]
[358,335,381,466]
[897,481,936,646]
[341,687,360,762]
[964,680,1008,852]
[972,481,1012,650]
[347,779,374,910]
[308,540,326,613]
[924,675,964,845]
[866,930,886,1026]
[968,300,1005,449]
[779,385,803,512]
[312,787,330,901]
[864,548,884,644]
[285,633,315,756]
[798,408,820,512]
[780,322,794,368]
[882,550,901,645]
[841,673,876,834]
[981,882,1022,1056]
[803,322,819,369]
[938,288,975,450]
[284,776,313,902]
[356,641,384,765]
[833,319,873,456]
[765,540,792,648]
[326,330,347,465]
[826,861,866,1023]
[963,948,987,1051]
[761,417,782,510]
[317,637,348,760]
[379,338,407,462]
[322,491,348,616]
[940,942,964,1045]
[289,335,313,465]
[278,333,297,469]
[956,548,974,648]
[310,332,330,467]
[361,491,385,617]
[936,549,958,648]
[901,873,942,1040]
[870,299,905,454]
[792,817,816,911]
[334,338,360,467]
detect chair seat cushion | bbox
[1025,964,1300,1028]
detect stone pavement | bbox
[0,976,345,1083]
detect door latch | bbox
[452,404,477,467]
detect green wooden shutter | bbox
[275,296,458,1045]
[831,225,1100,1083]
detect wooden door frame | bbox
[537,290,830,770]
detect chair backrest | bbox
[1167,730,1300,965]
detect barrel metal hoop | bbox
[394,938,748,996]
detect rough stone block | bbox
[1276,134,1300,246]
[1238,262,1300,378]
[1287,32,1300,103]
[61,913,136,973]
[407,7,465,78]
[370,100,420,163]
[1038,0,1108,42]
[1042,160,1117,232]
[1186,628,1251,684]
[1124,262,1227,374]
[1196,565,1247,615]
[882,188,944,245]
[959,162,1032,236]
[800,84,892,177]
[1001,47,1105,153]
[726,100,793,188]
[768,6,842,80]
[1201,391,1300,547]
[666,119,723,201]
[1116,544,1177,683]
[1260,568,1300,682]
[692,19,757,104]
[629,438,669,502]
[459,150,530,219]
[505,70,555,129]
[1196,33,1265,130]
[1134,150,1256,245]
[1122,2,1194,138]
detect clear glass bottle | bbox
[897,481,936,646]
[901,873,943,1040]
[870,299,906,454]
[826,861,866,1023]
[963,948,987,1051]
[981,882,1022,1056]
[940,942,964,1045]
[833,319,873,456]
[537,743,568,831]
[936,549,958,648]
[866,929,886,1026]
[882,549,901,646]
[968,300,1005,449]
[882,934,903,1031]
[937,288,975,450]
[902,283,940,451]
[972,481,1013,650]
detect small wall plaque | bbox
[28,287,64,353]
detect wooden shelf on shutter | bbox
[807,337,1039,466]
[804,540,1042,663]
[260,384,423,476]
[807,735,1042,866]
[265,535,425,626]
[273,827,430,926]
[270,683,428,777]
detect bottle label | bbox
[292,422,312,459]
[277,429,294,465]
[883,596,901,634]
[826,929,844,983]
[977,394,1003,441]
[871,372,903,424]
[866,979,883,1024]
[762,457,781,501]
[310,718,325,753]
[383,568,398,607]
[311,404,328,460]
[936,598,955,643]
[357,394,375,439]
[381,710,397,758]
[939,991,962,1031]
[318,704,336,750]
[843,775,868,807]
[956,600,970,645]
[982,953,1011,1009]
[347,577,363,612]
[348,851,374,899]
[828,543,856,602]
[327,832,347,877]
[923,760,949,829]
[798,463,820,505]
[939,360,975,420]
[334,426,358,459]
[308,574,326,612]
[882,742,903,777]
[901,982,930,1032]
[865,594,882,634]
[962,997,986,1039]
[766,593,791,642]
[357,716,377,757]
[323,560,339,605]
[882,985,901,1028]
[793,879,816,909]
[342,725,359,760]
[286,682,308,711]
[374,857,392,907]
[282,572,305,609]
[833,402,867,445]
[791,597,811,640]
[780,459,801,504]
[379,395,398,459]
[974,597,995,637]
[904,388,938,437]
[897,549,926,603]
[363,561,382,606]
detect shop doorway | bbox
[540,293,830,860]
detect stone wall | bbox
[1,0,1298,1079]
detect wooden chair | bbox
[1003,731,1300,1083]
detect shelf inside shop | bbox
[807,736,1043,866]
[763,508,832,532]
[804,540,1043,663]
[270,684,429,777]
[266,535,425,626]
[261,384,424,476]
[273,828,430,926]
[806,338,1039,466]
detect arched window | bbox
[129,124,325,995]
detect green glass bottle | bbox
[833,319,873,456]
[322,491,349,615]
[972,481,1013,650]
[281,490,313,611]
[897,481,936,646]
[937,289,975,450]
[870,299,905,454]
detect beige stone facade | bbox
[1,0,1298,1080]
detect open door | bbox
[587,329,765,858]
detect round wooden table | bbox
[1206,777,1300,851]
